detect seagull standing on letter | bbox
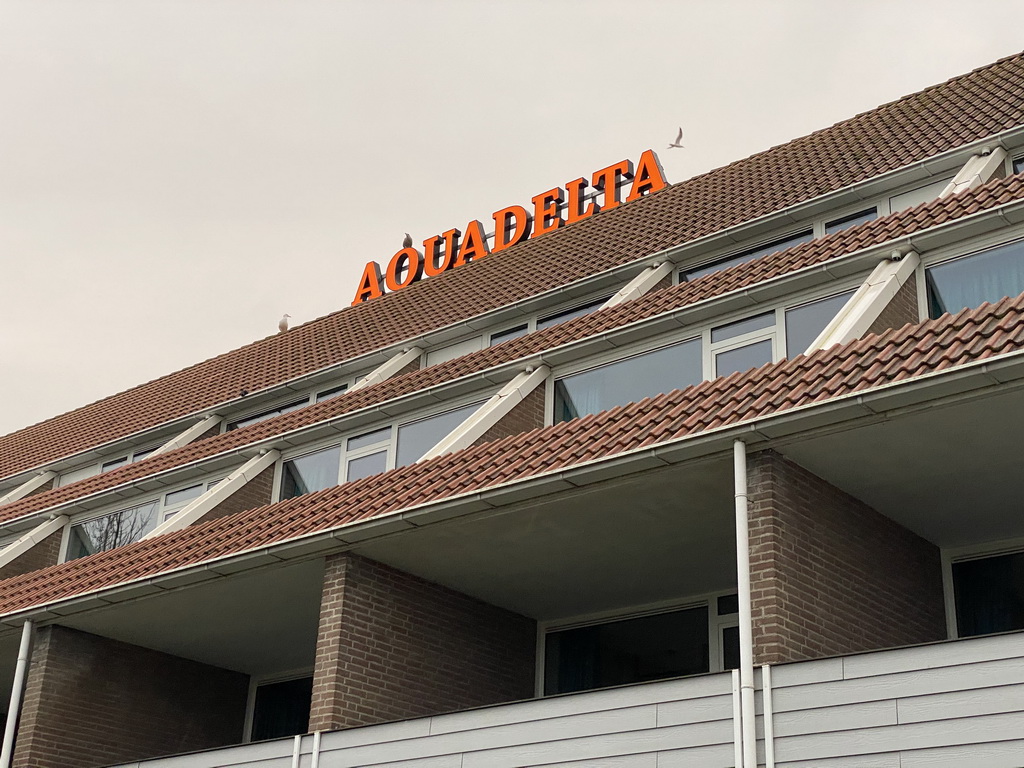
[278,314,291,333]
[668,127,685,149]
[402,233,413,248]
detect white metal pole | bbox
[733,440,756,768]
[290,734,302,768]
[762,664,776,768]
[0,620,34,768]
[731,668,743,768]
[310,730,322,768]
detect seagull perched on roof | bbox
[402,232,413,248]
[668,127,685,149]
[278,314,291,333]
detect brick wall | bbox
[197,464,275,524]
[0,529,63,581]
[13,625,248,768]
[310,553,536,731]
[867,275,919,336]
[472,385,546,446]
[748,450,946,665]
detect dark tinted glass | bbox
[316,384,348,402]
[926,240,1024,318]
[68,501,160,560]
[537,298,609,330]
[395,402,482,467]
[251,677,313,741]
[722,625,740,671]
[544,607,709,695]
[953,552,1024,637]
[785,291,855,357]
[281,445,341,499]
[715,339,772,377]
[717,594,738,615]
[554,339,702,423]
[347,450,387,481]
[824,208,877,235]
[1014,157,1024,175]
[684,230,813,281]
[490,324,529,345]
[228,399,308,430]
[101,457,128,472]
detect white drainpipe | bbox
[733,440,756,768]
[0,620,33,768]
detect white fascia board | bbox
[0,472,56,506]
[602,263,674,308]
[940,148,1009,198]
[419,366,551,460]
[0,515,69,568]
[148,415,224,458]
[351,347,423,391]
[142,450,280,539]
[6,348,1024,625]
[5,196,1024,538]
[808,251,921,351]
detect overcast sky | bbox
[2,1,1023,437]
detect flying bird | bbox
[402,233,413,248]
[668,127,685,149]
[278,314,291,333]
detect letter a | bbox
[626,150,668,202]
[351,261,385,305]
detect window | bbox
[280,445,342,500]
[250,677,312,742]
[537,297,610,331]
[101,456,128,472]
[888,177,952,213]
[344,427,390,482]
[544,607,709,695]
[228,399,308,431]
[926,239,1024,318]
[952,551,1024,638]
[490,324,529,346]
[784,291,855,357]
[395,402,483,467]
[425,337,483,367]
[316,384,348,403]
[711,312,775,378]
[162,483,204,516]
[1013,156,1024,175]
[554,339,702,422]
[67,501,160,560]
[824,208,877,235]
[683,230,813,282]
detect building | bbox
[2,52,1024,768]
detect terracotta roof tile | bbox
[3,54,1024,479]
[2,291,1024,617]
[2,171,1023,529]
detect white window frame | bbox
[243,667,314,743]
[941,536,1024,641]
[535,589,739,698]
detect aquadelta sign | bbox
[351,150,668,305]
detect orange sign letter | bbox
[591,159,633,213]
[351,261,384,305]
[565,177,597,225]
[422,235,457,277]
[456,220,491,266]
[384,247,424,292]
[626,149,668,202]
[531,187,565,238]
[491,205,532,252]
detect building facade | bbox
[2,53,1024,767]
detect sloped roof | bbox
[3,53,1024,480]
[2,170,1023,529]
[1,292,1022,617]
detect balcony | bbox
[107,630,1024,768]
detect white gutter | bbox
[733,440,755,768]
[0,619,33,768]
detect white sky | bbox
[1,0,1023,437]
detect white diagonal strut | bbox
[807,250,921,352]
[419,366,550,461]
[0,471,57,506]
[939,147,1007,198]
[142,449,280,539]
[602,262,673,308]
[0,515,69,569]
[351,347,423,391]
[149,414,224,458]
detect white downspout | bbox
[762,663,776,768]
[0,620,33,768]
[731,668,743,768]
[733,440,756,768]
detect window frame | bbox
[942,537,1024,641]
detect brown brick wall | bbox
[13,625,248,768]
[310,553,536,732]
[867,274,919,337]
[472,385,546,446]
[196,464,275,524]
[0,529,63,581]
[748,450,946,665]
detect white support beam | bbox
[149,414,224,458]
[419,365,551,461]
[939,147,1007,198]
[807,250,921,352]
[0,515,69,569]
[0,472,57,506]
[602,262,673,308]
[351,347,423,391]
[142,449,280,539]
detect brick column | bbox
[0,530,62,580]
[310,553,536,731]
[13,625,248,768]
[748,450,946,665]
